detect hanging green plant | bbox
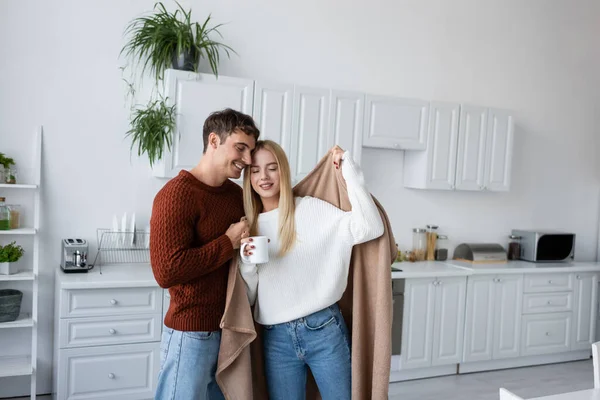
[120,1,235,84]
[126,97,177,167]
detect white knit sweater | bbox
[239,152,384,325]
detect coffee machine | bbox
[60,238,91,273]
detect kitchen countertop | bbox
[447,260,600,275]
[391,260,600,279]
[55,264,159,289]
[391,261,471,279]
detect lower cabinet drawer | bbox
[521,313,572,356]
[522,292,573,314]
[57,342,160,400]
[59,314,162,348]
[56,343,160,400]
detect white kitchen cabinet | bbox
[404,104,515,192]
[252,81,294,152]
[431,277,466,366]
[493,275,523,359]
[484,109,514,192]
[400,279,435,369]
[401,277,466,370]
[521,313,572,356]
[153,70,254,178]
[289,86,331,182]
[463,274,523,363]
[329,90,364,165]
[363,95,429,150]
[403,102,460,190]
[455,105,488,191]
[571,273,598,350]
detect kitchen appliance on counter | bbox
[60,238,92,273]
[453,243,507,263]
[511,229,575,262]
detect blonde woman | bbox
[239,140,384,400]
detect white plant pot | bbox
[0,260,20,275]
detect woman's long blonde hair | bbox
[243,140,296,257]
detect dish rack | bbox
[92,228,150,273]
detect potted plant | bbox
[126,97,177,167]
[0,153,16,184]
[0,241,25,275]
[120,1,235,84]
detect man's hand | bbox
[226,219,249,249]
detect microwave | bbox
[511,230,576,262]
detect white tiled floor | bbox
[5,360,594,400]
[389,359,594,400]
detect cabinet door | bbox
[329,90,364,165]
[400,279,436,369]
[253,81,294,152]
[571,273,598,350]
[484,109,514,191]
[425,102,460,190]
[493,274,523,359]
[432,277,466,366]
[289,86,330,182]
[463,276,495,362]
[154,70,254,178]
[363,95,429,150]
[455,105,488,191]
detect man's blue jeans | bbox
[155,327,225,400]
[262,303,352,400]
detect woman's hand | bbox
[241,236,254,257]
[330,145,345,169]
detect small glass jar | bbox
[5,167,17,184]
[412,228,427,261]
[8,204,21,229]
[508,235,521,260]
[426,225,439,261]
[435,235,449,261]
[0,197,10,230]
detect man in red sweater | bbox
[150,108,259,399]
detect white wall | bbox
[1,0,599,395]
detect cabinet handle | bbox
[576,275,581,280]
[109,328,116,335]
[545,332,551,336]
[548,280,553,284]
[497,278,502,283]
[547,301,552,305]
[110,299,117,305]
[108,373,115,379]
[393,143,400,148]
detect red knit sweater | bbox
[150,170,244,331]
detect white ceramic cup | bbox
[240,236,269,264]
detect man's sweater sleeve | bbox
[149,184,234,288]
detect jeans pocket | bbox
[159,328,174,368]
[304,308,336,331]
[183,331,214,340]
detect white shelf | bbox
[0,228,37,235]
[0,184,37,189]
[0,356,32,377]
[0,270,34,281]
[0,314,33,329]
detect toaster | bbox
[511,230,575,262]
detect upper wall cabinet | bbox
[152,70,254,178]
[252,81,294,153]
[329,90,364,165]
[363,96,429,150]
[289,86,331,182]
[404,103,514,192]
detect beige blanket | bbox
[216,152,396,399]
